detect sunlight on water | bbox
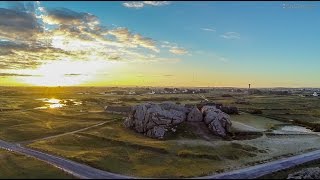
[49,103,65,109]
[45,98,61,104]
[34,98,82,109]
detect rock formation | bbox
[124,102,232,139]
[187,106,203,122]
[201,106,232,137]
[124,102,189,139]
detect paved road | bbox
[3,137,320,179]
[195,149,320,179]
[0,139,134,179]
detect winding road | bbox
[1,119,320,179]
[2,137,320,179]
[0,139,134,179]
[196,149,320,179]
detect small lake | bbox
[34,98,82,109]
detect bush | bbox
[222,94,233,97]
[249,109,263,114]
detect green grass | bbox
[231,113,286,130]
[1,87,320,178]
[0,108,121,142]
[0,149,73,179]
[27,120,266,178]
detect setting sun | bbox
[1,1,320,179]
[17,59,117,86]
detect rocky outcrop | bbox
[287,167,320,179]
[124,102,232,139]
[124,102,189,139]
[187,106,203,122]
[201,106,232,137]
[195,103,238,115]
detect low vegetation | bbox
[0,149,73,179]
[1,87,320,178]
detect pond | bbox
[34,98,82,109]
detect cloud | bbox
[0,7,43,43]
[122,1,170,9]
[169,47,188,55]
[108,27,159,52]
[0,3,181,73]
[42,8,99,26]
[0,73,40,77]
[0,40,71,69]
[142,1,170,6]
[160,41,189,55]
[132,34,159,52]
[201,28,216,32]
[64,73,88,76]
[123,2,145,9]
[220,32,240,39]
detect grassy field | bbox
[1,86,320,178]
[0,109,122,142]
[0,149,73,179]
[28,119,267,178]
[230,113,287,131]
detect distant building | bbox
[313,92,319,97]
[147,91,155,94]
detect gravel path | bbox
[20,120,116,145]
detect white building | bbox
[128,91,136,95]
[313,92,319,97]
[148,91,155,94]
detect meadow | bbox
[0,149,72,178]
[1,86,320,178]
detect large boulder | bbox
[187,106,203,122]
[201,105,232,137]
[124,102,233,139]
[124,102,189,139]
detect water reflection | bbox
[34,98,82,109]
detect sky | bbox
[0,1,319,88]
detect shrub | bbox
[221,94,233,97]
[249,109,263,114]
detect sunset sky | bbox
[0,1,319,87]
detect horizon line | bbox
[1,85,320,89]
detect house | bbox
[313,92,319,97]
[147,91,155,94]
[128,91,136,95]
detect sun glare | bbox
[17,59,116,86]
